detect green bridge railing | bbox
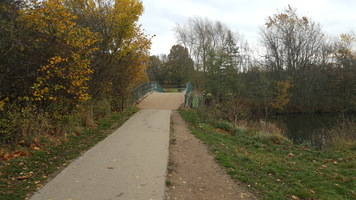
[132,81,164,102]
[184,81,193,107]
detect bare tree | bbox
[259,5,325,76]
[175,17,250,73]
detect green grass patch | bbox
[179,108,356,200]
[0,107,138,200]
[163,88,184,93]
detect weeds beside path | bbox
[0,107,138,200]
[179,108,356,200]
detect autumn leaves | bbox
[0,0,151,144]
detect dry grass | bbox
[323,119,356,150]
[235,119,284,136]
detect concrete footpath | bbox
[30,93,184,200]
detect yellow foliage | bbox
[270,78,294,111]
[0,101,5,111]
[20,0,98,107]
[0,97,9,111]
[67,0,152,98]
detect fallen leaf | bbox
[288,153,295,158]
[291,195,299,200]
[16,174,32,180]
[310,189,316,194]
[107,167,114,169]
[34,137,39,143]
[2,154,12,161]
[30,143,41,150]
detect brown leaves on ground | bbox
[213,128,233,135]
[1,150,29,161]
[1,139,43,161]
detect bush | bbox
[80,99,111,127]
[0,104,52,145]
[214,120,235,132]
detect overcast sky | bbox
[138,0,356,55]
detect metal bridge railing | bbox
[132,81,164,102]
[184,82,193,107]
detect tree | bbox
[175,17,250,73]
[147,55,165,83]
[334,33,356,69]
[260,5,325,76]
[259,6,330,111]
[64,0,152,109]
[270,78,293,112]
[0,0,27,99]
[17,0,98,110]
[166,45,194,87]
[332,33,356,109]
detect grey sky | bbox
[139,0,356,55]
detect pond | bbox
[269,113,355,147]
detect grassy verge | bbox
[179,108,356,200]
[0,106,138,200]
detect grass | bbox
[163,88,184,93]
[179,108,356,200]
[0,106,138,200]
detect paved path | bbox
[30,92,184,200]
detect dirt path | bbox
[167,111,257,200]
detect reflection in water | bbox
[270,113,354,147]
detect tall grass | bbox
[0,104,53,146]
[323,118,356,150]
[190,107,291,145]
[0,98,115,147]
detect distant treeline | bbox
[147,6,355,115]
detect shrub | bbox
[214,120,235,132]
[0,104,52,145]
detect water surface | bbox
[270,113,354,146]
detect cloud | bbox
[139,0,356,55]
